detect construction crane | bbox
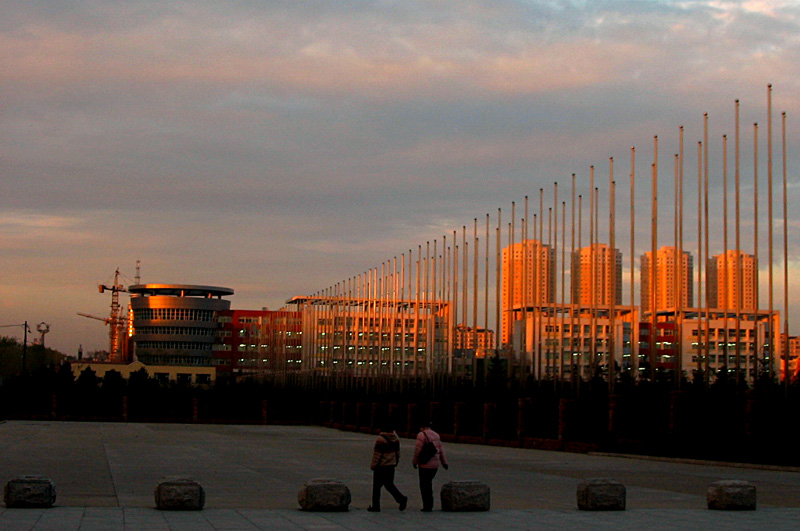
[78,268,129,363]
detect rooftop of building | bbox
[128,284,234,298]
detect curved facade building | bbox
[129,284,234,366]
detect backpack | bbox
[417,431,437,464]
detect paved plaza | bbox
[1,420,799,529]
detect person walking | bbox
[368,424,408,512]
[412,422,448,512]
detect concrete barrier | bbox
[440,481,491,512]
[577,478,626,511]
[707,480,756,510]
[4,475,57,508]
[154,477,205,511]
[297,478,351,512]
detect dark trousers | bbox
[418,467,438,510]
[372,467,405,509]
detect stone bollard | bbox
[4,476,57,508]
[577,478,626,511]
[707,480,756,510]
[440,481,490,512]
[297,479,351,512]
[154,477,205,510]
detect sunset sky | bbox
[2,1,799,355]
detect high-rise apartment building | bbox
[707,250,758,310]
[640,246,694,312]
[571,243,623,307]
[501,240,555,346]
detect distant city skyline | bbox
[2,1,798,355]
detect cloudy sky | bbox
[2,0,799,355]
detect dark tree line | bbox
[2,349,798,467]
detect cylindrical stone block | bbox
[297,478,351,512]
[707,480,756,511]
[440,480,491,512]
[4,476,57,508]
[577,478,626,511]
[154,477,205,511]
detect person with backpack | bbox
[412,422,448,512]
[368,423,408,512]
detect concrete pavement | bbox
[2,420,799,529]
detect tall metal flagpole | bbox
[594,185,600,377]
[704,116,711,383]
[735,101,743,383]
[631,148,637,378]
[523,199,529,372]
[496,209,502,354]
[538,190,544,379]
[753,124,760,372]
[414,246,421,379]
[577,195,583,384]
[782,111,789,390]
[768,84,775,380]
[510,202,516,374]
[453,231,458,354]
[571,174,577,383]
[442,234,450,376]
[678,125,685,388]
[547,206,553,379]
[553,183,559,382]
[463,226,468,356]
[698,140,705,382]
[532,213,538,375]
[454,236,459,372]
[473,219,479,372]
[561,200,567,382]
[609,160,616,391]
[590,166,596,374]
[400,254,406,376]
[653,136,658,382]
[650,138,658,381]
[508,220,514,379]
[485,214,490,363]
[432,241,437,374]
[722,134,730,382]
[425,241,431,376]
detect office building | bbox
[510,304,639,378]
[129,284,233,366]
[454,324,495,352]
[286,295,450,375]
[213,308,303,375]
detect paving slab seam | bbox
[4,508,800,531]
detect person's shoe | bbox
[399,496,408,511]
[368,506,380,512]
